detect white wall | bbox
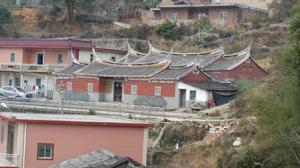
[79,50,125,64]
[178,82,209,103]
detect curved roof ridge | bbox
[224,43,251,57]
[94,58,170,68]
[148,41,224,55]
[127,40,148,56]
[204,45,251,71]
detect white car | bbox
[0,86,32,100]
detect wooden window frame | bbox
[66,82,72,91]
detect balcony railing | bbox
[0,64,65,73]
[0,154,19,168]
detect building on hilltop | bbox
[0,112,150,168]
[147,0,268,27]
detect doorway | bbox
[113,81,123,102]
[179,89,186,108]
[36,53,44,65]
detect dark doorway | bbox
[6,124,15,154]
[113,81,123,102]
[179,89,186,108]
[37,53,44,65]
[14,77,20,87]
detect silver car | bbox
[0,86,32,100]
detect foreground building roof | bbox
[0,112,151,127]
[50,149,145,168]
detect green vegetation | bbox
[155,20,178,40]
[225,2,300,167]
[0,6,12,24]
[88,109,96,115]
[269,0,300,22]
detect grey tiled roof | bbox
[131,52,169,65]
[184,81,238,91]
[97,64,168,77]
[50,149,145,168]
[204,45,251,71]
[56,63,86,75]
[151,65,196,80]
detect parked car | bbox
[0,86,32,100]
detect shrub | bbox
[88,109,96,115]
[0,6,12,24]
[155,20,177,40]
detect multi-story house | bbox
[0,38,125,99]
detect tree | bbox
[0,6,11,24]
[155,20,177,40]
[242,2,300,167]
[269,0,300,22]
[65,0,75,23]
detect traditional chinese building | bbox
[54,43,244,109]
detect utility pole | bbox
[58,80,65,114]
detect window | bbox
[171,12,177,21]
[198,13,207,19]
[57,54,63,64]
[219,11,228,21]
[67,82,72,91]
[90,54,94,63]
[190,90,196,101]
[10,53,16,63]
[131,85,137,95]
[155,86,161,96]
[87,83,93,92]
[111,57,116,62]
[9,80,13,86]
[37,143,54,160]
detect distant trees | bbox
[0,6,11,24]
[269,0,300,22]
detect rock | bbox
[233,137,242,147]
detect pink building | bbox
[0,113,150,168]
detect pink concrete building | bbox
[0,113,150,168]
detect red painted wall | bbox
[24,123,145,168]
[124,80,176,97]
[207,59,268,80]
[56,78,102,92]
[182,69,209,82]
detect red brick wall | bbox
[208,7,240,26]
[182,69,209,82]
[207,59,268,80]
[124,80,176,97]
[56,78,101,93]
